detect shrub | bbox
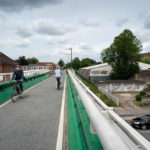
[136,95,141,101]
[76,72,117,107]
[139,91,146,96]
[134,100,142,107]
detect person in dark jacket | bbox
[12,65,24,92]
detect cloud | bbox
[64,42,95,56]
[139,12,150,29]
[79,19,101,27]
[0,0,62,12]
[0,12,7,21]
[34,19,76,36]
[15,38,31,47]
[0,38,31,48]
[15,23,33,37]
[135,29,150,43]
[14,19,77,37]
[143,41,150,50]
[79,42,92,50]
[46,36,68,45]
[116,18,129,27]
[144,15,150,29]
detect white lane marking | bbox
[0,99,12,108]
[0,75,54,108]
[56,76,66,150]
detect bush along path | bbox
[135,90,150,106]
[75,72,116,107]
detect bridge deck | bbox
[0,74,65,150]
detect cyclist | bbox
[54,66,62,88]
[12,65,24,93]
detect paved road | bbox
[0,74,65,150]
[113,92,150,141]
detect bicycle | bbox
[11,80,23,102]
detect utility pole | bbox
[69,48,72,68]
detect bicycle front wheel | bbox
[11,87,17,102]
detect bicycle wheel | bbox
[11,84,17,102]
[16,85,22,98]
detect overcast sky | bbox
[0,0,150,63]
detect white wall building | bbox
[79,62,150,81]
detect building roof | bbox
[21,62,56,67]
[138,62,150,70]
[82,63,108,70]
[81,62,150,71]
[37,62,55,66]
[0,52,16,65]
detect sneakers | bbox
[19,91,23,94]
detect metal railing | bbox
[68,70,150,150]
[0,70,49,82]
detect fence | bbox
[0,70,49,82]
[0,73,48,104]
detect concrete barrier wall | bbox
[142,97,150,105]
[98,86,119,106]
[97,82,145,92]
[0,74,48,104]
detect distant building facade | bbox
[141,52,150,58]
[21,62,56,71]
[0,52,16,73]
[78,62,150,83]
[78,62,150,92]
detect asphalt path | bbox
[0,74,65,150]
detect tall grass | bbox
[76,72,117,107]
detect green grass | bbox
[79,75,117,107]
[67,68,72,70]
[134,100,143,107]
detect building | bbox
[21,62,56,71]
[78,62,150,82]
[78,62,150,92]
[0,52,16,73]
[141,52,150,58]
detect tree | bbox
[72,57,81,70]
[101,29,142,79]
[66,62,71,68]
[81,58,97,68]
[96,61,102,64]
[16,56,29,65]
[141,56,150,64]
[27,57,39,64]
[58,59,64,68]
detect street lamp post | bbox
[69,48,72,68]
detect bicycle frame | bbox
[11,80,23,102]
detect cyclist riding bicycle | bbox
[54,66,62,88]
[12,65,24,93]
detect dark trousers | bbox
[56,77,61,85]
[17,81,23,92]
